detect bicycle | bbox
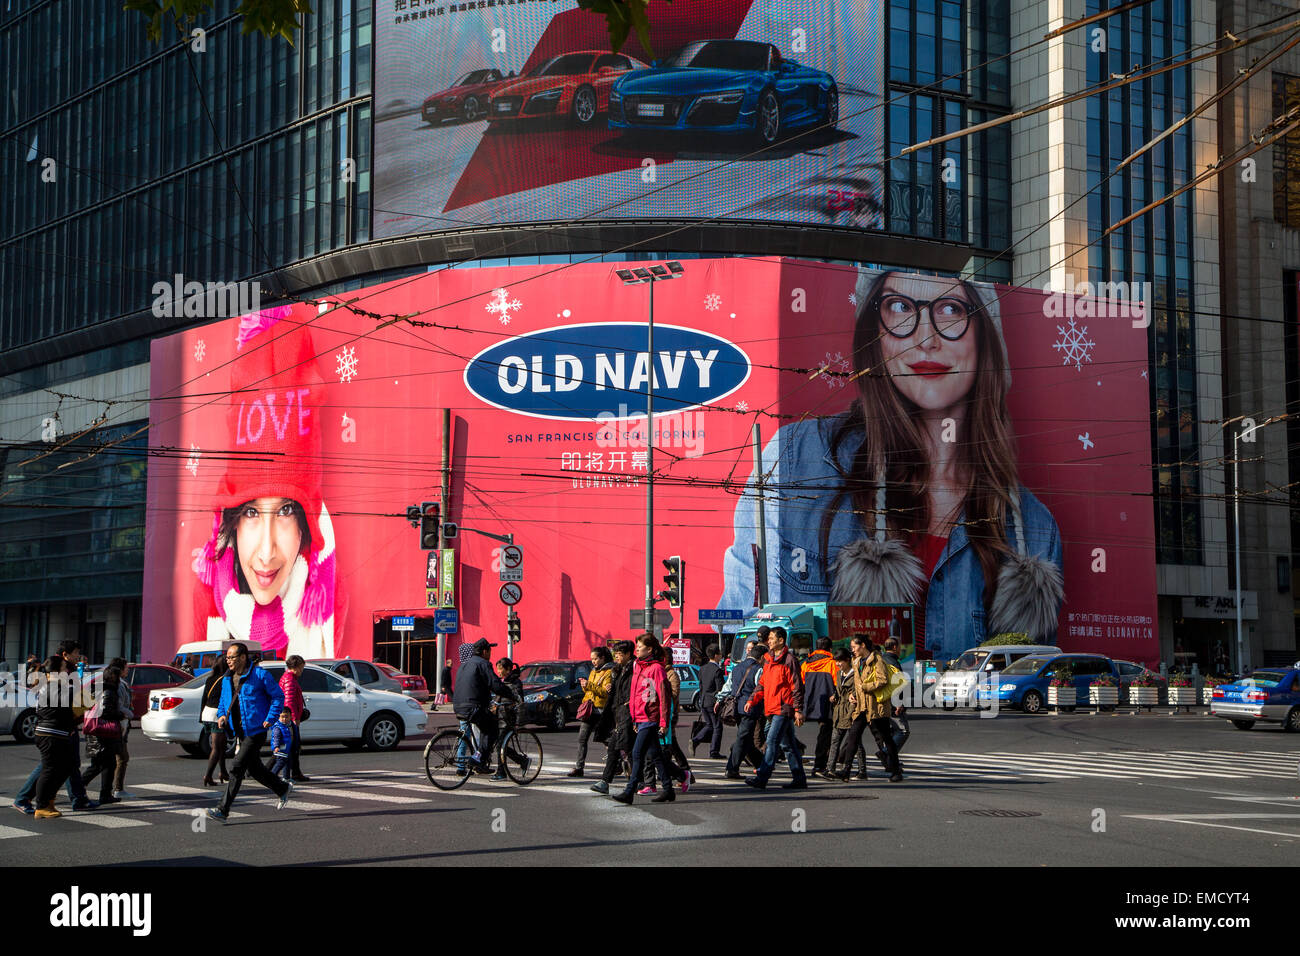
[424,710,543,790]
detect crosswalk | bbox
[3,749,1295,837]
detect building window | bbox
[1273,74,1300,228]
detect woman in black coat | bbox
[590,641,635,795]
[33,656,79,819]
[201,657,230,787]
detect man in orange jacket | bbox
[743,627,808,790]
[801,636,838,777]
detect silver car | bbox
[0,670,39,743]
[309,659,404,695]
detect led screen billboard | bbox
[373,0,885,238]
[144,258,1156,674]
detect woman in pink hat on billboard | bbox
[191,309,345,658]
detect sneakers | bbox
[610,791,634,804]
[637,785,657,795]
[277,779,294,811]
[112,790,134,800]
[206,807,228,824]
[34,804,62,819]
[589,780,610,794]
[71,799,99,811]
[12,800,34,815]
[491,772,509,781]
[98,795,122,806]
[889,772,904,783]
[565,767,584,778]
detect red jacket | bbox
[628,658,670,730]
[747,647,805,718]
[279,670,304,723]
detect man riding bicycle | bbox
[452,638,521,775]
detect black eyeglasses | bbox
[873,292,973,341]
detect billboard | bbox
[143,258,1157,670]
[373,0,884,238]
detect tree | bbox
[126,0,663,52]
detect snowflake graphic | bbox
[848,292,858,307]
[485,287,522,325]
[819,350,851,390]
[735,400,750,412]
[704,293,722,311]
[194,340,206,362]
[185,444,201,477]
[335,345,358,383]
[1052,318,1096,371]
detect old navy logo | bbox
[464,323,750,421]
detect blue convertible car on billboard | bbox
[608,39,838,146]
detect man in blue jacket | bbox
[208,643,292,822]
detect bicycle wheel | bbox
[502,730,543,785]
[425,730,473,790]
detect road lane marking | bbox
[292,787,425,804]
[0,824,39,839]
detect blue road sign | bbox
[392,616,415,630]
[434,608,459,634]
[698,608,745,623]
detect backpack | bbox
[871,659,907,707]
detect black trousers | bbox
[289,720,304,778]
[691,703,724,757]
[217,731,289,814]
[81,736,124,801]
[837,714,900,776]
[725,712,764,775]
[34,735,78,807]
[601,737,627,783]
[812,718,834,772]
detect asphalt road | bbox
[3,706,1297,867]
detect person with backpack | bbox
[80,665,130,805]
[801,636,838,776]
[834,636,902,783]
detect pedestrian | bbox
[12,641,95,814]
[24,654,39,680]
[834,636,902,783]
[828,650,867,778]
[269,708,295,780]
[207,642,293,823]
[201,655,231,787]
[611,633,676,804]
[801,636,838,776]
[743,628,808,790]
[436,662,453,707]
[721,641,766,779]
[80,665,130,805]
[690,645,726,758]
[654,648,694,792]
[279,654,309,782]
[568,646,613,778]
[101,657,135,799]
[31,656,81,819]
[877,637,910,773]
[590,641,634,795]
[491,658,526,780]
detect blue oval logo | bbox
[464,323,751,421]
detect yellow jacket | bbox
[581,663,614,709]
[850,652,890,722]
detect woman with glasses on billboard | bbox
[718,269,1063,665]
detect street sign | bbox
[499,567,523,582]
[501,545,523,569]
[434,608,459,634]
[665,637,691,665]
[442,521,459,539]
[699,608,745,623]
[499,582,522,606]
[629,609,673,629]
[392,616,415,631]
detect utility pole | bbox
[752,422,769,608]
[436,408,451,699]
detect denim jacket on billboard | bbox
[717,417,1064,662]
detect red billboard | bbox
[143,258,1157,667]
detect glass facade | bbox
[1085,0,1198,565]
[1274,74,1300,228]
[886,0,1011,275]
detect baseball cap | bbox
[471,638,498,654]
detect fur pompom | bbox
[235,305,292,351]
[191,540,216,586]
[987,552,1065,640]
[298,550,335,627]
[830,538,925,605]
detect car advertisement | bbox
[373,0,884,238]
[142,258,1157,670]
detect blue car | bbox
[1210,665,1300,731]
[974,652,1120,714]
[674,664,701,712]
[608,39,837,146]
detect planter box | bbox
[1088,685,1119,706]
[1048,685,1077,707]
[1168,686,1198,706]
[1128,686,1159,706]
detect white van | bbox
[169,639,280,676]
[936,644,1059,708]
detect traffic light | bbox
[419,501,441,550]
[507,611,521,645]
[661,556,683,608]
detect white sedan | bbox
[141,663,427,756]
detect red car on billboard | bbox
[422,68,509,124]
[487,51,647,127]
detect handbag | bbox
[82,715,122,738]
[575,699,595,723]
[300,708,311,722]
[201,705,219,723]
[719,695,738,726]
